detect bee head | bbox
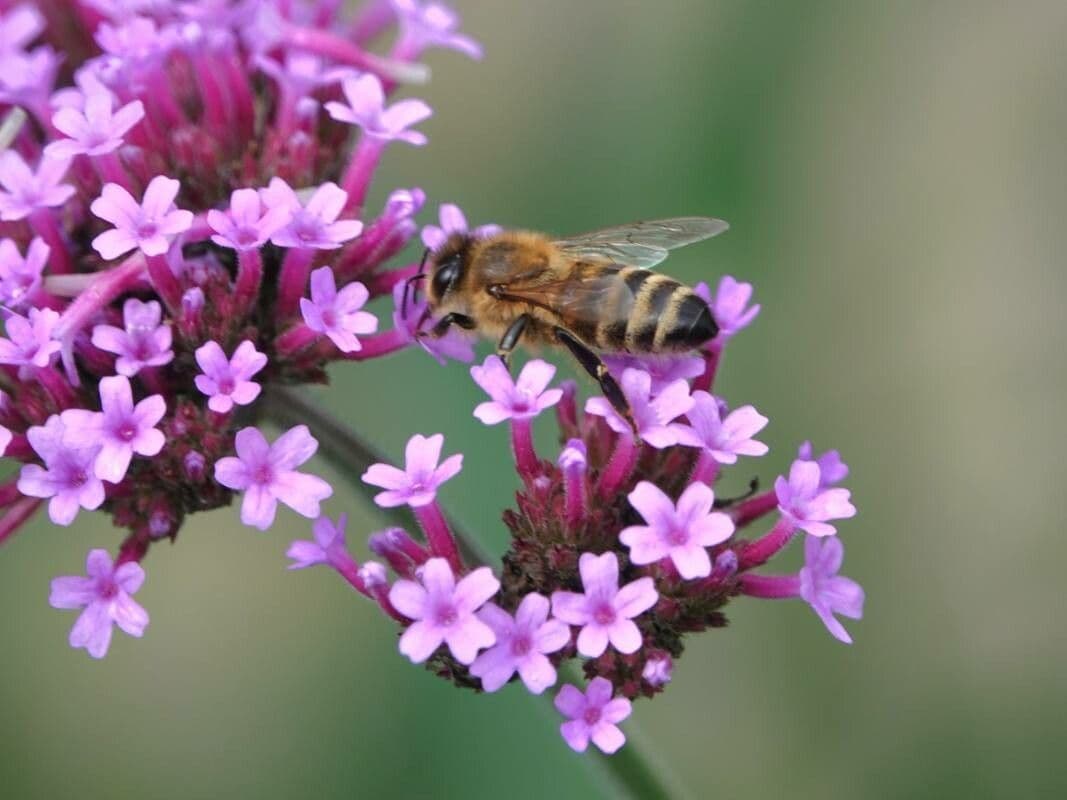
[426,232,473,306]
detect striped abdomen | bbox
[591,267,718,353]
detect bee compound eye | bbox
[432,257,461,298]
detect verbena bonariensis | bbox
[0,0,864,756]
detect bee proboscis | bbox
[410,217,729,427]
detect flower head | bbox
[90,176,194,259]
[193,340,268,414]
[325,74,431,145]
[554,678,632,754]
[775,459,857,537]
[391,0,483,60]
[90,298,174,377]
[261,179,363,250]
[362,433,463,508]
[287,514,351,571]
[551,552,658,658]
[17,416,105,526]
[300,268,377,353]
[620,482,735,579]
[799,536,864,644]
[0,152,75,221]
[46,86,145,158]
[684,391,769,465]
[695,275,760,341]
[421,203,501,251]
[388,558,500,664]
[59,375,166,483]
[49,548,149,659]
[469,593,570,693]
[0,237,48,310]
[0,306,61,370]
[213,425,333,530]
[585,368,700,448]
[207,187,291,251]
[470,356,563,424]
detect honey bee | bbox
[409,217,728,425]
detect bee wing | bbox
[553,217,729,268]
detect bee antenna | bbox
[402,247,432,318]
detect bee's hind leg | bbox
[496,314,531,371]
[553,326,638,436]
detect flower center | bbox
[218,377,236,395]
[69,469,88,488]
[320,309,337,328]
[592,602,616,626]
[582,707,602,726]
[666,526,689,546]
[253,463,274,486]
[434,603,458,627]
[235,227,259,248]
[116,421,138,442]
[510,634,532,657]
[136,221,159,240]
[98,579,118,600]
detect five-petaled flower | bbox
[552,552,658,658]
[0,306,62,372]
[554,677,632,754]
[49,548,149,659]
[90,176,194,259]
[287,514,352,571]
[696,275,760,341]
[261,179,363,249]
[585,368,700,448]
[620,481,735,579]
[17,416,105,526]
[46,86,145,158]
[775,458,857,537]
[362,433,463,508]
[683,391,769,465]
[207,187,292,251]
[469,593,570,693]
[0,237,48,309]
[799,535,865,644]
[470,356,563,424]
[390,0,484,60]
[0,151,75,221]
[213,425,333,531]
[325,74,432,145]
[420,202,501,251]
[193,340,268,414]
[59,375,166,483]
[300,268,377,353]
[389,557,500,664]
[90,298,174,377]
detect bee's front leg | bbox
[496,314,531,372]
[422,312,476,339]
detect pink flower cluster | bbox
[288,273,864,755]
[0,0,486,658]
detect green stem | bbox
[262,386,689,800]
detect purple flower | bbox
[45,86,144,158]
[207,187,292,251]
[620,482,735,579]
[554,678,632,754]
[0,151,75,221]
[261,178,363,249]
[798,441,849,487]
[642,654,673,687]
[0,5,45,54]
[49,548,149,659]
[287,514,351,570]
[213,425,333,531]
[362,432,463,508]
[256,51,354,98]
[325,74,431,145]
[585,368,701,448]
[0,46,60,112]
[470,356,563,424]
[695,275,760,340]
[551,552,658,658]
[390,0,483,60]
[775,459,856,537]
[0,306,62,371]
[603,353,705,395]
[388,557,500,664]
[193,339,268,413]
[799,535,864,644]
[391,281,475,365]
[59,376,165,483]
[684,390,769,465]
[91,297,174,377]
[0,237,48,309]
[300,268,378,353]
[420,203,501,251]
[90,176,194,259]
[17,415,104,526]
[469,593,570,694]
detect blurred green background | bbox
[3,1,1066,797]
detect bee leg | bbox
[713,477,760,509]
[496,314,531,372]
[422,312,476,339]
[553,326,638,435]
